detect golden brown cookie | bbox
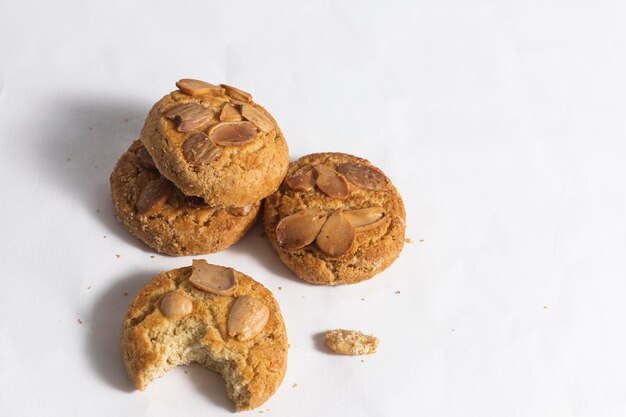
[121,261,288,411]
[140,79,289,206]
[263,153,406,285]
[110,140,260,256]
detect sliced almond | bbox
[336,163,388,191]
[315,209,356,257]
[284,169,316,192]
[241,104,274,133]
[182,132,221,164]
[220,103,243,122]
[176,79,225,96]
[167,187,186,209]
[136,177,174,215]
[208,121,258,146]
[276,209,327,250]
[189,259,237,296]
[163,103,214,132]
[227,295,270,342]
[136,147,157,171]
[160,293,193,319]
[315,164,349,199]
[343,207,389,231]
[220,84,253,103]
[186,195,210,208]
[228,204,253,217]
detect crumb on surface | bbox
[87,285,92,290]
[123,292,128,297]
[419,239,425,242]
[150,255,155,259]
[543,305,548,309]
[394,290,400,294]
[278,287,282,291]
[77,319,83,324]
[325,329,378,355]
[292,383,298,388]
[404,238,413,244]
[103,235,107,238]
[361,298,365,301]
[116,254,121,258]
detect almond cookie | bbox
[121,260,288,411]
[110,140,260,256]
[140,79,289,206]
[263,153,406,285]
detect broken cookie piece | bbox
[324,329,378,355]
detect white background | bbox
[1,1,625,416]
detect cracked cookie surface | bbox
[121,264,288,411]
[110,140,260,256]
[263,153,406,285]
[140,82,289,206]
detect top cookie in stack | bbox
[141,79,289,206]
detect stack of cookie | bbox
[110,79,289,255]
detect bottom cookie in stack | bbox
[110,140,260,256]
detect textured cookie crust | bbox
[263,153,406,285]
[121,265,288,411]
[110,140,260,256]
[140,88,289,206]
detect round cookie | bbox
[110,140,260,256]
[140,79,289,206]
[263,153,406,285]
[121,261,288,411]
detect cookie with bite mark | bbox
[121,260,288,411]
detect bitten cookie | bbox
[110,140,260,256]
[121,260,288,411]
[263,153,406,285]
[140,79,289,206]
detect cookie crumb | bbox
[103,235,107,238]
[77,319,83,324]
[394,290,400,294]
[87,285,92,290]
[543,305,548,309]
[123,292,128,297]
[116,254,121,259]
[361,298,365,301]
[361,359,364,363]
[419,239,425,243]
[292,383,298,388]
[259,411,264,414]
[325,329,378,355]
[150,255,155,259]
[278,286,282,291]
[404,238,413,244]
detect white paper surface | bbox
[1,1,626,415]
